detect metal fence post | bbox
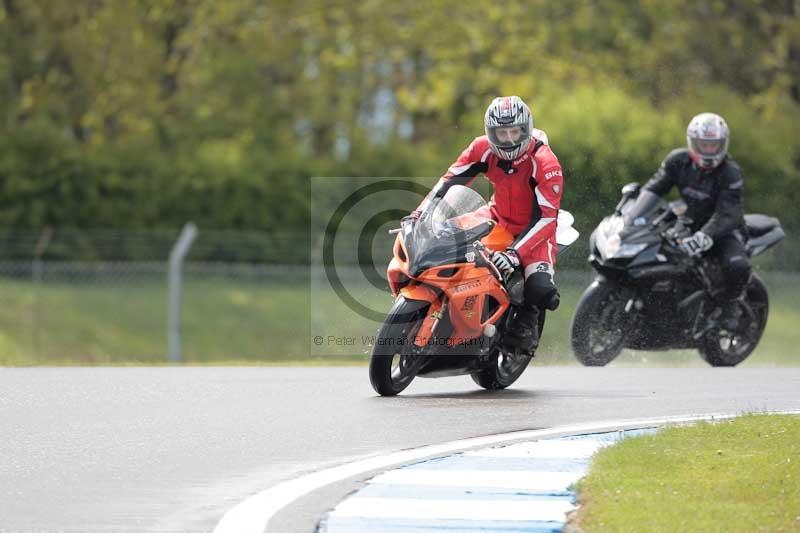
[168,223,198,363]
[32,227,53,358]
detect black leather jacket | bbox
[643,148,745,238]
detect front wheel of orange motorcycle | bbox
[369,296,431,396]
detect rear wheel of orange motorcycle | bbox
[369,296,430,396]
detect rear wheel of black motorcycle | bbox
[470,311,545,390]
[699,274,769,367]
[571,280,627,366]
[369,296,430,396]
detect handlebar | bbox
[651,208,676,228]
[389,212,421,234]
[660,227,705,268]
[472,241,506,283]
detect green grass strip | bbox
[576,414,800,532]
[1,270,798,365]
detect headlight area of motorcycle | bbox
[613,242,648,258]
[595,215,624,259]
[595,217,648,260]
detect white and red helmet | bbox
[484,96,533,161]
[686,112,729,169]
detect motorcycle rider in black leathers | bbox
[628,112,749,329]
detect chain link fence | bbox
[0,227,311,363]
[0,259,309,363]
[0,227,797,364]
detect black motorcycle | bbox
[571,182,785,367]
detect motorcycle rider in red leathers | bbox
[413,96,564,354]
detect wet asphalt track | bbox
[1,366,799,532]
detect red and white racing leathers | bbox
[420,129,564,279]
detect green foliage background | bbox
[1,0,798,260]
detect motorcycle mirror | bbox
[615,183,641,215]
[621,182,641,197]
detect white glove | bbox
[680,231,713,257]
[491,250,520,277]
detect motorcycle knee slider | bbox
[543,289,560,311]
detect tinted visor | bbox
[487,124,530,148]
[689,137,725,156]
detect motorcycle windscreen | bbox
[407,185,494,274]
[622,191,667,226]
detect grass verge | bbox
[0,269,797,365]
[576,414,800,532]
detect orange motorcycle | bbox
[369,185,579,396]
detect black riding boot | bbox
[503,305,539,353]
[716,298,743,331]
[713,233,751,331]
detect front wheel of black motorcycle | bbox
[699,274,769,367]
[571,280,628,366]
[470,310,545,390]
[369,296,430,396]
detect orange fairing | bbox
[386,229,511,347]
[399,282,439,304]
[387,233,411,296]
[398,283,442,347]
[416,264,509,344]
[387,223,513,297]
[396,263,509,346]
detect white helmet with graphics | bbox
[687,112,729,169]
[484,96,533,161]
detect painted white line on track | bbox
[368,469,580,491]
[213,411,800,533]
[329,496,573,522]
